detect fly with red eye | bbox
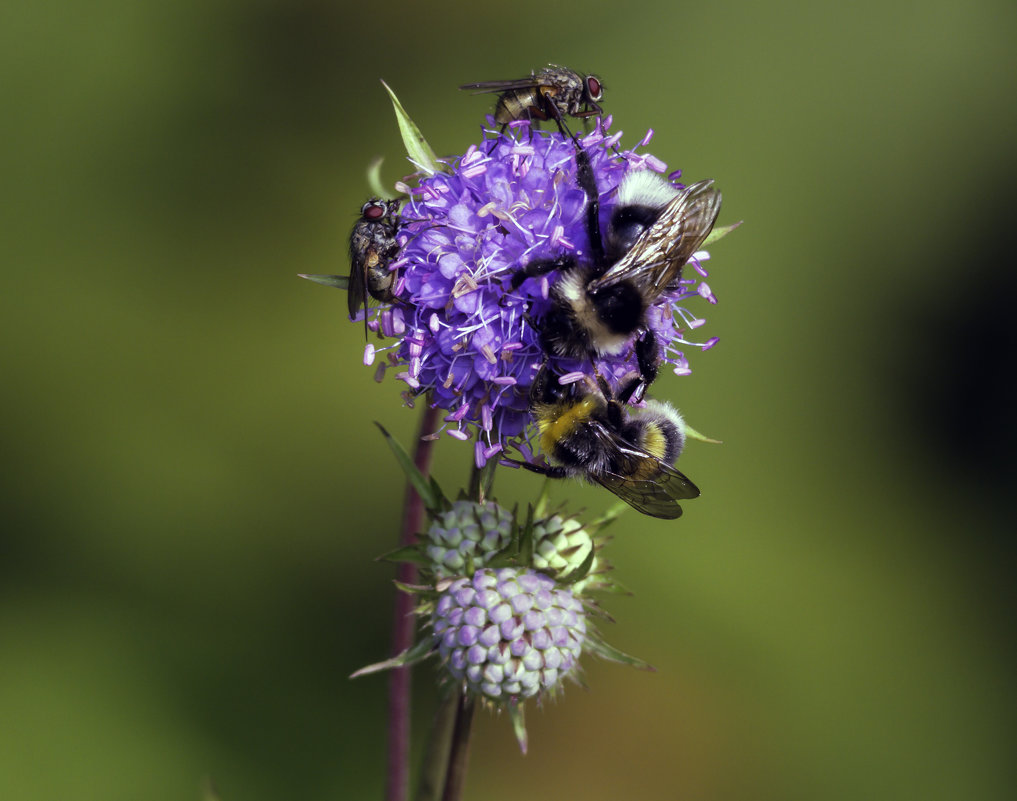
[459,64,604,136]
[460,65,608,263]
[348,198,402,340]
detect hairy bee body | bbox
[521,367,698,519]
[512,172,722,393]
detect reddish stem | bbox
[441,694,477,801]
[385,404,439,801]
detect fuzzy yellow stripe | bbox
[639,422,667,460]
[536,398,598,454]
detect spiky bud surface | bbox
[423,500,513,578]
[432,567,586,701]
[531,514,598,590]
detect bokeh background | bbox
[3,0,1016,799]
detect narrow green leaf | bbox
[381,80,440,176]
[596,578,633,596]
[366,156,392,199]
[298,273,349,290]
[584,602,617,624]
[393,579,434,595]
[532,478,552,519]
[584,638,656,671]
[587,501,630,534]
[428,476,448,511]
[684,423,723,444]
[558,545,596,585]
[375,544,430,566]
[485,551,518,569]
[507,702,528,755]
[488,505,524,566]
[375,422,443,512]
[702,220,743,248]
[350,637,434,678]
[479,459,498,502]
[518,505,534,568]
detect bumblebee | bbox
[510,171,722,396]
[514,365,699,519]
[460,65,604,137]
[348,198,402,337]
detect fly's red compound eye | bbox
[585,76,603,101]
[362,202,386,220]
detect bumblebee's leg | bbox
[507,254,576,292]
[574,147,605,266]
[540,101,604,265]
[625,330,660,404]
[500,457,570,480]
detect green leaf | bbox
[428,476,448,511]
[507,702,528,755]
[366,156,392,199]
[596,577,633,596]
[350,637,434,678]
[375,422,444,512]
[518,504,534,568]
[375,544,430,566]
[587,501,630,534]
[485,551,518,569]
[393,579,435,595]
[532,478,553,519]
[298,273,349,290]
[381,80,440,177]
[702,220,743,248]
[684,423,723,444]
[480,459,498,502]
[558,545,596,585]
[584,638,656,671]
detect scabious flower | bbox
[354,428,651,753]
[364,119,718,463]
[424,500,514,579]
[531,513,604,593]
[432,567,586,702]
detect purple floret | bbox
[364,119,718,460]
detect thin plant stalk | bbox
[413,689,459,801]
[386,403,440,801]
[440,693,477,801]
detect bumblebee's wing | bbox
[588,179,722,301]
[588,425,701,520]
[459,77,540,94]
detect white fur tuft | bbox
[615,170,681,211]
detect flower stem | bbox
[441,693,477,801]
[413,689,459,801]
[386,403,440,801]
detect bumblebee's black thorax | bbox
[587,280,646,336]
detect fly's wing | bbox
[587,179,722,302]
[347,235,369,320]
[458,77,541,94]
[588,425,701,519]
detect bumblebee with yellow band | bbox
[509,365,700,520]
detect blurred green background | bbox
[3,0,1016,799]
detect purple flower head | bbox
[362,119,718,460]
